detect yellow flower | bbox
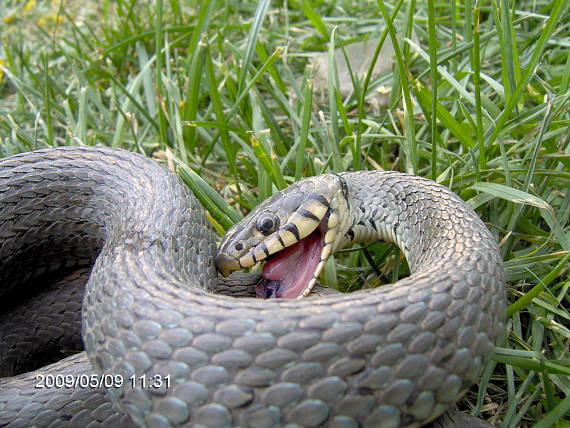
[38,14,63,26]
[23,0,37,13]
[3,14,16,24]
[0,58,6,83]
[3,0,36,23]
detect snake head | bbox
[215,174,350,299]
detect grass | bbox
[1,0,569,426]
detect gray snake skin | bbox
[0,147,505,427]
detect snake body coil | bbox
[0,147,505,427]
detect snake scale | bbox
[0,147,505,427]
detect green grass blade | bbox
[228,47,283,119]
[414,81,475,150]
[183,35,206,150]
[531,396,570,428]
[295,74,314,180]
[204,44,236,173]
[238,0,270,92]
[485,0,567,147]
[301,0,329,40]
[176,161,242,230]
[250,133,287,190]
[42,52,53,145]
[377,0,418,173]
[327,27,341,170]
[427,0,439,179]
[154,0,168,146]
[507,252,570,316]
[470,182,552,210]
[472,3,485,172]
[493,351,570,376]
[187,0,214,54]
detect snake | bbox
[0,146,505,427]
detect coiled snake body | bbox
[0,147,505,427]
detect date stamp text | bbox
[34,374,171,389]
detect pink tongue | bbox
[261,230,323,298]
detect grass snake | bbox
[0,146,505,427]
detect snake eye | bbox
[256,212,279,236]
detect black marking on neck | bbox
[332,173,349,200]
[277,235,285,247]
[282,223,301,241]
[298,208,320,222]
[307,193,330,208]
[252,252,258,264]
[346,229,355,241]
[369,218,378,231]
[260,242,270,257]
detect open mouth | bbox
[256,228,324,299]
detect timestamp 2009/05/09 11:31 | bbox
[34,373,172,389]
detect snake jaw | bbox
[214,252,241,277]
[257,225,326,299]
[216,174,349,299]
[257,198,348,300]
